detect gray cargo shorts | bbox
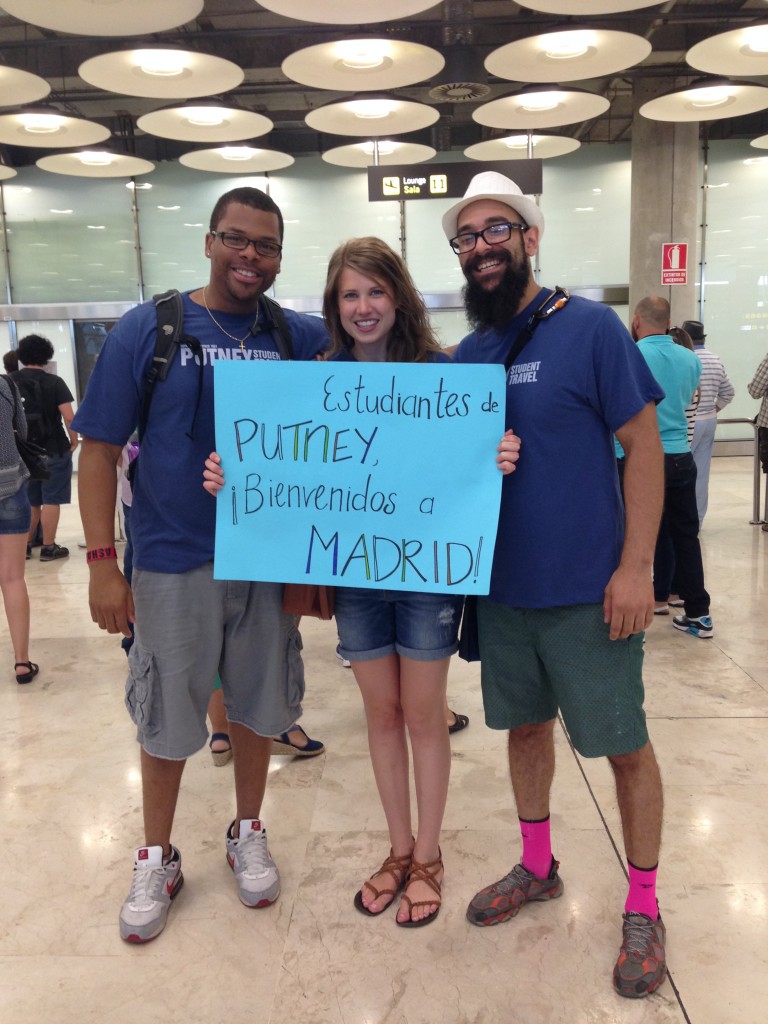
[126,563,304,759]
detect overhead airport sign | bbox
[368,159,542,202]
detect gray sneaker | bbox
[226,819,280,908]
[119,845,183,943]
[466,860,563,926]
[613,909,667,998]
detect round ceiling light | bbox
[79,49,243,99]
[0,67,51,108]
[282,39,444,91]
[464,134,581,160]
[0,165,18,181]
[36,151,155,178]
[639,78,768,121]
[306,94,439,136]
[519,1,665,13]
[486,29,651,83]
[687,24,768,76]
[473,87,609,130]
[178,147,294,173]
[321,141,436,167]
[257,1,438,24]
[1,0,203,36]
[137,104,273,143]
[0,110,110,147]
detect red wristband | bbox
[86,546,118,563]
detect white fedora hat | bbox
[442,170,544,242]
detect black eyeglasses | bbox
[210,230,282,259]
[449,221,528,255]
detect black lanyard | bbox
[504,286,570,371]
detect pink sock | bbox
[520,816,552,879]
[625,861,659,919]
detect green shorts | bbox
[477,600,648,758]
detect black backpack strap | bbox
[11,369,52,443]
[259,294,294,361]
[136,289,203,442]
[152,289,185,383]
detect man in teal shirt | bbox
[619,295,712,638]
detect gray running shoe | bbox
[466,860,563,926]
[226,819,280,908]
[119,845,183,943]
[613,910,667,998]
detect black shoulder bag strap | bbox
[0,375,22,427]
[504,286,570,371]
[259,294,294,361]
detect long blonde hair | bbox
[322,237,442,362]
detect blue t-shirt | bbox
[615,334,699,456]
[73,291,329,573]
[453,290,664,608]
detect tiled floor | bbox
[2,458,766,1023]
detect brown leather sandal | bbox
[353,848,413,917]
[396,851,443,928]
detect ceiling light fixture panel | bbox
[486,30,651,83]
[36,151,155,177]
[639,78,768,121]
[1,0,204,37]
[137,104,273,142]
[305,94,439,136]
[178,147,294,172]
[474,87,609,130]
[79,49,243,99]
[687,24,768,76]
[282,39,444,91]
[321,140,436,167]
[0,110,110,147]
[0,67,51,108]
[257,1,438,25]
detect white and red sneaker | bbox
[119,845,183,943]
[226,819,280,908]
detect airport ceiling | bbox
[1,0,768,171]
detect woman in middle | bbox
[325,237,465,927]
[205,236,520,927]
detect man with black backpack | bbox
[73,187,328,943]
[12,333,78,561]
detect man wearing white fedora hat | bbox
[445,171,668,998]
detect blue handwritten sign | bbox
[213,361,505,594]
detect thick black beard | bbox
[463,253,532,332]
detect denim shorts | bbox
[126,564,305,759]
[335,587,463,663]
[27,451,72,505]
[477,599,648,758]
[0,486,31,534]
